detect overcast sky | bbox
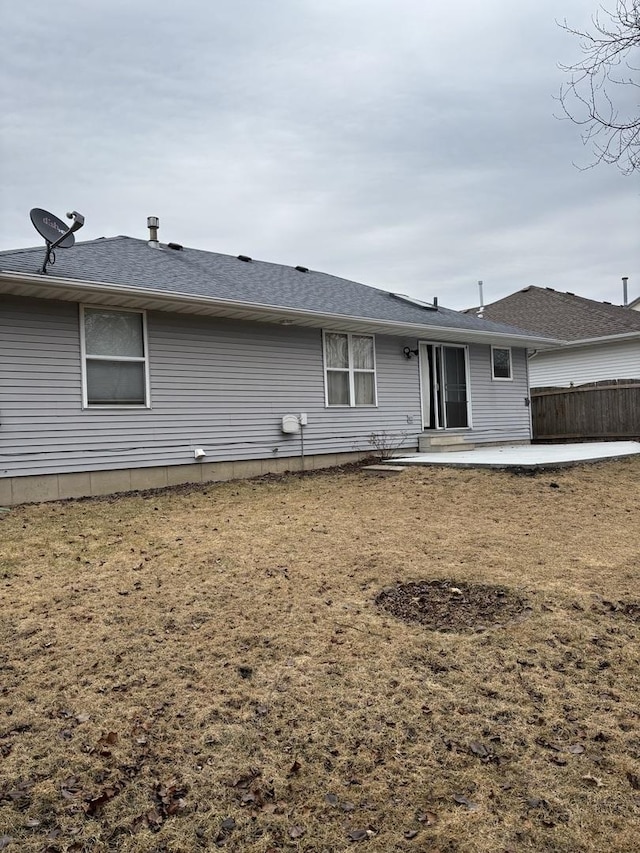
[1,0,638,309]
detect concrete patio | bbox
[392,441,640,470]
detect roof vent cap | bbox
[167,242,183,251]
[237,254,252,263]
[147,216,159,247]
[295,265,309,273]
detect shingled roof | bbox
[465,286,640,341]
[0,237,560,347]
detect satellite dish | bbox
[29,207,85,274]
[30,208,77,248]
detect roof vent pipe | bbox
[147,216,159,247]
[477,280,484,318]
[622,276,629,306]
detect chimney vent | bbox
[622,276,629,306]
[147,216,159,247]
[476,280,484,318]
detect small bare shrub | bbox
[368,430,409,461]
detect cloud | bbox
[1,0,638,309]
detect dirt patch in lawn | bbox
[1,456,639,853]
[376,579,530,632]
[589,597,640,623]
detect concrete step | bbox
[418,435,475,453]
[424,434,467,446]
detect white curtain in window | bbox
[325,333,349,369]
[324,332,375,406]
[351,335,374,369]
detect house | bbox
[0,223,558,505]
[630,295,640,311]
[465,286,640,389]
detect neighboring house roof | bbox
[629,295,640,311]
[0,237,560,348]
[464,285,640,344]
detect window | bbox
[323,332,377,406]
[491,346,512,380]
[81,307,149,406]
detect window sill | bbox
[83,404,151,410]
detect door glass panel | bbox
[443,347,468,428]
[421,345,469,430]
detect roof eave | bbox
[0,269,561,349]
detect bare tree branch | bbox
[557,1,640,173]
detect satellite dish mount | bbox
[29,208,85,274]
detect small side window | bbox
[491,347,512,380]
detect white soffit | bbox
[0,272,562,348]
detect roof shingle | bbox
[465,286,640,341]
[0,237,554,340]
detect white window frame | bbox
[322,331,378,407]
[80,305,151,408]
[491,346,513,381]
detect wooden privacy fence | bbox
[531,379,640,441]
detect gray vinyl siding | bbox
[1,296,534,479]
[529,339,640,388]
[465,344,532,444]
[1,296,423,477]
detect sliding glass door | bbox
[419,343,469,429]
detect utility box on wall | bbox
[281,415,300,434]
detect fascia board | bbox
[537,332,640,352]
[560,331,640,347]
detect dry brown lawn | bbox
[1,457,639,853]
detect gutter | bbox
[0,269,563,349]
[555,331,640,348]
